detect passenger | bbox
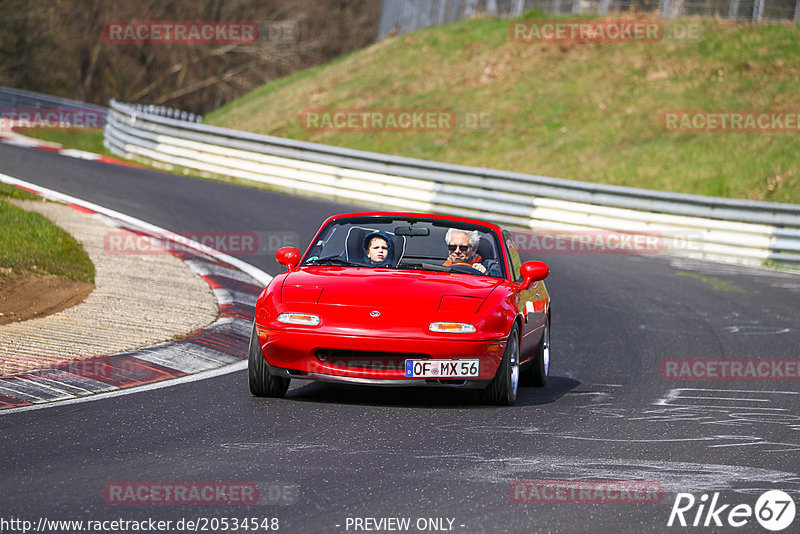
[443,228,500,276]
[363,231,394,267]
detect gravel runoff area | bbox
[0,199,219,376]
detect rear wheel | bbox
[481,324,520,406]
[522,315,550,387]
[248,322,290,397]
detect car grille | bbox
[315,349,426,371]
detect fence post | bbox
[572,0,582,14]
[552,0,562,14]
[437,0,447,25]
[729,0,740,19]
[465,0,478,17]
[659,0,672,18]
[751,0,764,20]
[511,0,526,16]
[600,0,609,15]
[794,0,800,21]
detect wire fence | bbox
[378,0,799,39]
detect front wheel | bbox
[248,322,290,397]
[522,316,550,387]
[481,324,520,406]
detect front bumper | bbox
[266,367,492,389]
[255,325,505,385]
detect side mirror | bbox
[519,260,549,288]
[276,246,302,271]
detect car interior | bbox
[303,218,503,277]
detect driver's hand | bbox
[472,262,487,274]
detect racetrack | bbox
[1,142,798,533]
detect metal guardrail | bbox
[99,98,793,268]
[0,86,108,123]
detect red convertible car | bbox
[248,212,551,405]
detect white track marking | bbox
[0,361,247,416]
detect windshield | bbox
[302,217,506,278]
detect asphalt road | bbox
[1,143,799,534]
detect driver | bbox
[443,228,500,276]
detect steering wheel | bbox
[448,262,482,274]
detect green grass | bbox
[0,183,37,200]
[204,16,800,204]
[0,185,95,283]
[15,127,111,156]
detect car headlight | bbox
[429,322,476,333]
[277,313,320,325]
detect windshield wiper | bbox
[305,257,365,267]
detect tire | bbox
[481,324,520,406]
[248,322,290,397]
[522,315,550,387]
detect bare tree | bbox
[0,0,381,113]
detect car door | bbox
[503,230,546,361]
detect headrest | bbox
[476,236,495,261]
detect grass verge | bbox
[205,15,800,204]
[0,183,95,283]
[13,127,110,156]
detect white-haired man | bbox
[443,228,500,276]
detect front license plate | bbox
[404,359,480,378]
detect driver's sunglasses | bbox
[447,244,472,252]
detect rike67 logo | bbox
[668,490,796,531]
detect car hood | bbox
[282,267,501,312]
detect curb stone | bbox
[0,181,269,411]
